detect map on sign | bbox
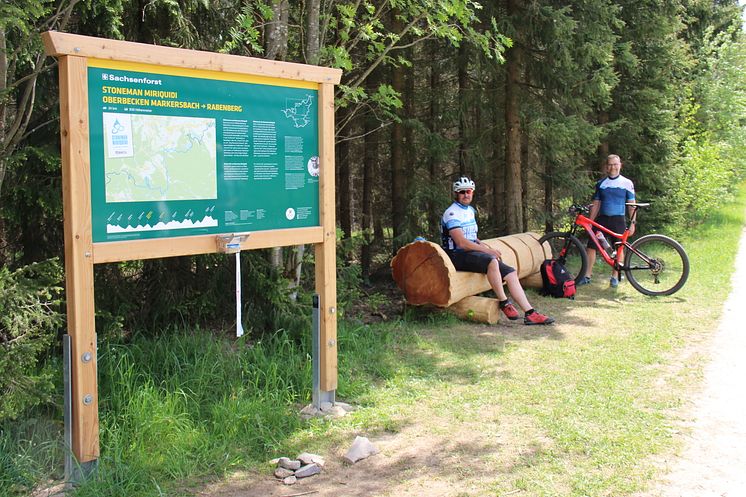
[282,95,314,128]
[103,113,217,202]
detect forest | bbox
[1,0,746,492]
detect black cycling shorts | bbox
[447,250,516,277]
[587,215,626,249]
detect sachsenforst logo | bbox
[101,73,163,85]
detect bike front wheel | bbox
[624,234,689,296]
[539,232,588,285]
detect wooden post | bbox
[315,82,337,391]
[58,55,99,463]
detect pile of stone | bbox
[271,452,325,485]
[300,401,355,419]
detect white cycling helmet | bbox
[452,176,476,192]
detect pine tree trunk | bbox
[544,159,554,233]
[286,0,322,300]
[504,2,524,234]
[391,25,407,252]
[304,0,321,64]
[521,127,529,232]
[492,68,506,232]
[265,0,289,61]
[337,126,352,243]
[361,68,382,282]
[457,43,468,175]
[265,0,289,268]
[403,51,416,240]
[428,41,441,238]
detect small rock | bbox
[343,436,379,464]
[282,476,297,485]
[334,402,355,412]
[300,404,320,419]
[278,457,301,470]
[295,463,321,478]
[269,458,281,465]
[297,452,325,467]
[274,467,294,479]
[327,405,348,417]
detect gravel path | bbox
[656,224,746,497]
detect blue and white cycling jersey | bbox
[593,174,635,217]
[441,202,478,252]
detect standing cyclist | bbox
[442,176,554,325]
[579,154,636,288]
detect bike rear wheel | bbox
[538,232,588,285]
[624,234,689,296]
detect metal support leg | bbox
[63,335,72,487]
[63,334,99,487]
[312,294,335,407]
[235,251,244,338]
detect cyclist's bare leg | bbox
[504,271,532,311]
[586,246,618,280]
[585,246,597,278]
[487,259,508,301]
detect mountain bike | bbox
[539,203,690,296]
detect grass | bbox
[2,184,745,496]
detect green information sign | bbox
[87,60,320,243]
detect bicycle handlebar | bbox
[565,202,649,217]
[568,204,590,215]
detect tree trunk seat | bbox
[391,233,551,313]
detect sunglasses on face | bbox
[457,189,474,195]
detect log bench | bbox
[390,232,551,323]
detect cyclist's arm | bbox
[626,204,637,220]
[450,228,502,258]
[627,204,637,235]
[589,199,601,221]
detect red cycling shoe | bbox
[500,300,520,321]
[524,311,555,325]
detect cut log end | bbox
[391,241,453,307]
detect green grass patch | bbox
[2,185,745,496]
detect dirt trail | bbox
[653,224,746,497]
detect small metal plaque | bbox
[216,233,250,254]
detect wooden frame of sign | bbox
[43,31,342,464]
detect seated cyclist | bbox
[442,176,554,325]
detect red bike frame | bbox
[573,204,641,271]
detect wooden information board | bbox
[43,31,342,464]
